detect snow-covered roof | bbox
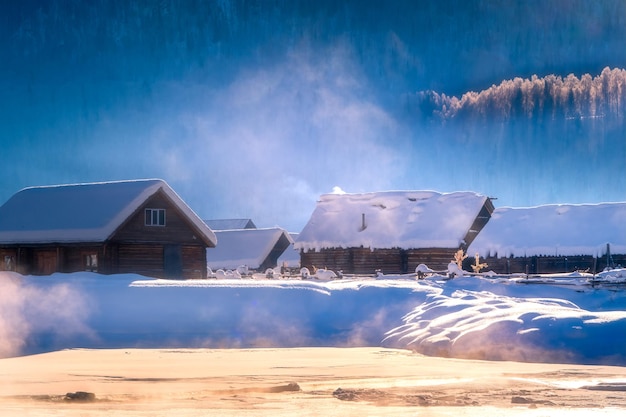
[295,191,490,251]
[207,227,293,270]
[204,218,257,230]
[0,179,217,246]
[468,203,626,258]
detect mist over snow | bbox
[147,44,411,230]
[3,271,625,366]
[0,273,94,358]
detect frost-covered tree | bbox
[471,253,488,274]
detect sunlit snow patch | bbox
[384,283,626,364]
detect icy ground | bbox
[1,269,625,365]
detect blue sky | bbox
[1,0,625,231]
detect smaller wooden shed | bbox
[295,190,494,274]
[0,179,216,279]
[467,203,626,274]
[207,227,293,271]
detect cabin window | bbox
[84,254,98,272]
[145,208,166,226]
[4,255,15,271]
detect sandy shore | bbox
[1,347,625,416]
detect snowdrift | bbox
[1,271,624,365]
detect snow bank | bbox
[385,277,626,364]
[2,271,625,366]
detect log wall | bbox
[301,248,352,273]
[63,245,105,273]
[351,248,405,274]
[0,241,207,279]
[406,248,458,272]
[301,247,459,275]
[482,254,626,274]
[300,247,626,275]
[181,245,207,279]
[0,248,18,272]
[116,243,165,277]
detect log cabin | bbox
[467,203,626,274]
[295,190,495,274]
[0,179,216,279]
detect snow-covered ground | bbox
[1,269,625,365]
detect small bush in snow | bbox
[471,253,488,273]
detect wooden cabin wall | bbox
[116,243,165,278]
[17,247,34,275]
[406,248,458,271]
[181,245,207,279]
[332,248,355,272]
[373,248,406,274]
[612,254,626,269]
[535,256,596,273]
[301,248,364,274]
[301,247,453,275]
[350,248,372,274]
[0,248,19,272]
[0,247,44,275]
[0,246,60,275]
[62,245,106,273]
[114,243,206,279]
[112,193,202,244]
[301,248,352,273]
[482,254,621,274]
[0,243,206,279]
[0,245,104,275]
[351,248,404,274]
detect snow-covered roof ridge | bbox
[204,218,257,230]
[468,202,626,258]
[0,179,216,246]
[295,190,490,251]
